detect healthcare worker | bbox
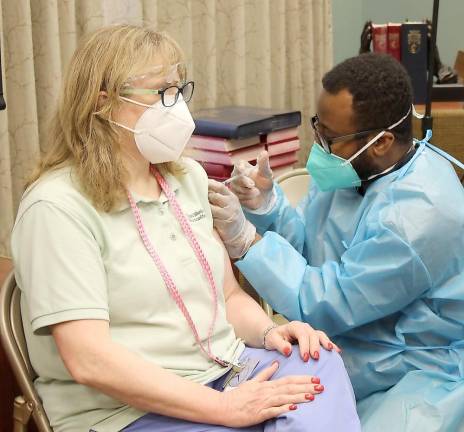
[208,53,464,431]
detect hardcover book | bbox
[401,22,428,104]
[387,23,401,61]
[193,106,301,139]
[184,143,265,164]
[264,127,299,144]
[266,139,300,157]
[187,134,260,152]
[269,152,298,168]
[372,24,388,53]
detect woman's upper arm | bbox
[51,319,111,383]
[213,230,241,301]
[11,201,109,335]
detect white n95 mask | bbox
[109,94,195,164]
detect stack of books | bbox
[185,106,302,181]
[371,21,427,103]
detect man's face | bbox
[316,88,379,179]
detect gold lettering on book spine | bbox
[408,30,422,54]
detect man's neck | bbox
[357,143,416,196]
[378,142,413,172]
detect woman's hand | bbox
[220,360,322,427]
[264,321,341,361]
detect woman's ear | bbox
[96,91,108,110]
[371,131,395,157]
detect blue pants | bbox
[123,347,360,431]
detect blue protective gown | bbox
[236,142,464,431]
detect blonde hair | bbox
[27,24,186,212]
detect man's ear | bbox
[371,131,395,157]
[96,91,108,110]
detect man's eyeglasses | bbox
[120,81,195,107]
[310,114,383,154]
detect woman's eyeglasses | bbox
[120,81,195,107]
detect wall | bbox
[332,0,363,64]
[332,0,464,68]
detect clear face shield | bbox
[120,63,193,107]
[125,62,187,86]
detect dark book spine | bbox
[194,110,302,138]
[269,112,302,132]
[194,119,273,139]
[193,121,238,139]
[401,23,427,104]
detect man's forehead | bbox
[318,88,354,132]
[319,89,352,115]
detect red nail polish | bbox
[289,404,298,411]
[328,343,334,350]
[313,351,320,360]
[311,377,320,384]
[284,347,291,357]
[315,384,324,392]
[305,394,315,401]
[303,352,310,362]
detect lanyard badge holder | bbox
[221,357,260,391]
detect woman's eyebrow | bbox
[146,77,180,89]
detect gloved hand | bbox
[208,179,257,259]
[230,151,274,211]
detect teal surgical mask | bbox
[306,107,412,192]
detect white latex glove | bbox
[230,151,274,210]
[208,179,257,259]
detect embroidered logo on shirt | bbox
[188,209,206,222]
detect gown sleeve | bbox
[236,216,433,336]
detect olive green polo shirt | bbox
[11,158,244,432]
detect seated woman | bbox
[11,24,360,432]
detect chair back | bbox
[275,168,311,208]
[0,271,52,431]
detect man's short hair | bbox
[322,53,413,145]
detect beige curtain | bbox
[0,0,333,256]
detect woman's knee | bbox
[316,348,346,373]
[279,347,347,378]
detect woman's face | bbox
[111,62,182,131]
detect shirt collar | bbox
[114,169,181,212]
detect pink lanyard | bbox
[127,165,229,368]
